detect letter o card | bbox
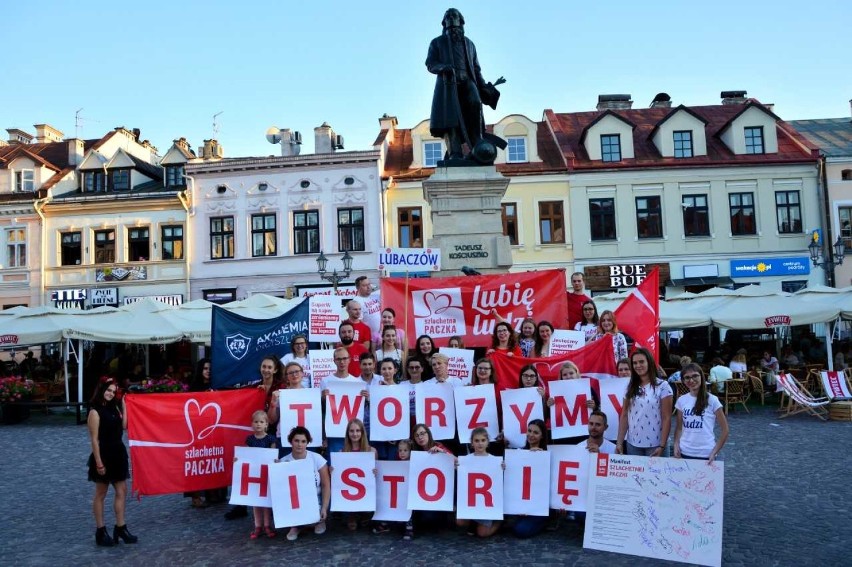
[330,452,376,512]
[407,451,455,511]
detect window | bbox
[501,203,519,245]
[161,225,184,260]
[424,141,442,167]
[251,214,277,257]
[337,207,364,252]
[589,198,616,241]
[507,137,527,163]
[110,169,130,191]
[84,171,106,192]
[673,131,693,158]
[682,195,710,237]
[5,229,25,267]
[729,192,756,235]
[538,201,565,244]
[782,280,807,293]
[210,216,235,259]
[744,127,764,154]
[94,230,115,264]
[128,227,149,261]
[14,170,34,192]
[775,191,802,234]
[398,207,423,248]
[293,210,320,254]
[60,232,81,266]
[841,169,852,181]
[165,165,185,188]
[601,134,621,162]
[636,196,663,239]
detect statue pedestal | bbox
[423,165,513,275]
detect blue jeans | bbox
[511,515,548,538]
[626,442,668,457]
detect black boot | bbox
[112,524,138,544]
[95,526,114,547]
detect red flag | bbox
[127,389,265,496]
[614,267,660,361]
[381,269,568,348]
[489,335,618,392]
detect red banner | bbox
[614,267,660,361]
[127,389,265,496]
[381,269,568,348]
[489,335,618,392]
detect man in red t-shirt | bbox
[566,271,591,329]
[337,321,367,377]
[345,300,372,352]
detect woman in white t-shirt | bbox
[280,335,311,388]
[574,300,599,344]
[616,348,673,457]
[279,426,330,541]
[673,364,729,462]
[375,325,405,367]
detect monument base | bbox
[423,165,513,276]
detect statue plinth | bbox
[423,165,513,275]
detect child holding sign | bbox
[674,364,729,463]
[455,428,504,538]
[245,411,277,539]
[342,419,377,531]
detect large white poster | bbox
[308,296,345,343]
[500,387,545,448]
[441,347,475,385]
[456,455,504,521]
[454,384,499,442]
[549,444,591,512]
[324,381,366,438]
[229,447,278,506]
[373,460,411,522]
[583,454,724,567]
[277,388,322,446]
[549,379,593,439]
[330,452,376,512]
[269,459,321,529]
[598,378,629,440]
[414,382,457,440]
[407,451,456,511]
[503,449,550,516]
[368,384,411,441]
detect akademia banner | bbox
[381,270,568,348]
[489,334,618,392]
[210,299,309,388]
[127,389,265,496]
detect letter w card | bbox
[504,449,550,516]
[456,455,504,521]
[330,452,376,512]
[230,446,278,506]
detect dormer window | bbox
[506,137,527,163]
[424,141,442,167]
[110,169,130,191]
[744,127,764,154]
[842,169,852,181]
[601,134,621,162]
[673,131,693,158]
[14,170,34,192]
[84,171,106,192]
[165,164,185,188]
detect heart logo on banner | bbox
[423,291,455,315]
[128,397,252,448]
[184,399,223,441]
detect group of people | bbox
[86,273,729,545]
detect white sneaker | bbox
[314,521,327,535]
[286,527,299,541]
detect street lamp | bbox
[315,250,354,293]
[808,236,845,268]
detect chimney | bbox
[132,128,141,141]
[6,128,34,145]
[199,139,224,160]
[597,94,633,111]
[721,90,748,105]
[314,122,335,153]
[277,128,303,157]
[378,113,398,131]
[649,93,672,109]
[67,138,85,166]
[33,124,64,144]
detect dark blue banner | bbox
[210,299,309,389]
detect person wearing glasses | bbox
[673,364,728,463]
[321,347,367,454]
[280,334,311,388]
[574,301,599,344]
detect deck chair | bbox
[776,373,829,420]
[746,371,770,406]
[818,371,852,401]
[723,379,749,414]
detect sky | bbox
[2,0,850,158]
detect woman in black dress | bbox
[88,377,138,546]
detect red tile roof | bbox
[381,120,567,181]
[0,137,102,170]
[544,100,819,170]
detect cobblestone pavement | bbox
[1,402,849,566]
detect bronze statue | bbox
[426,8,506,166]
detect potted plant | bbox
[139,377,189,393]
[0,376,34,424]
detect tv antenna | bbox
[74,108,100,139]
[213,111,224,139]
